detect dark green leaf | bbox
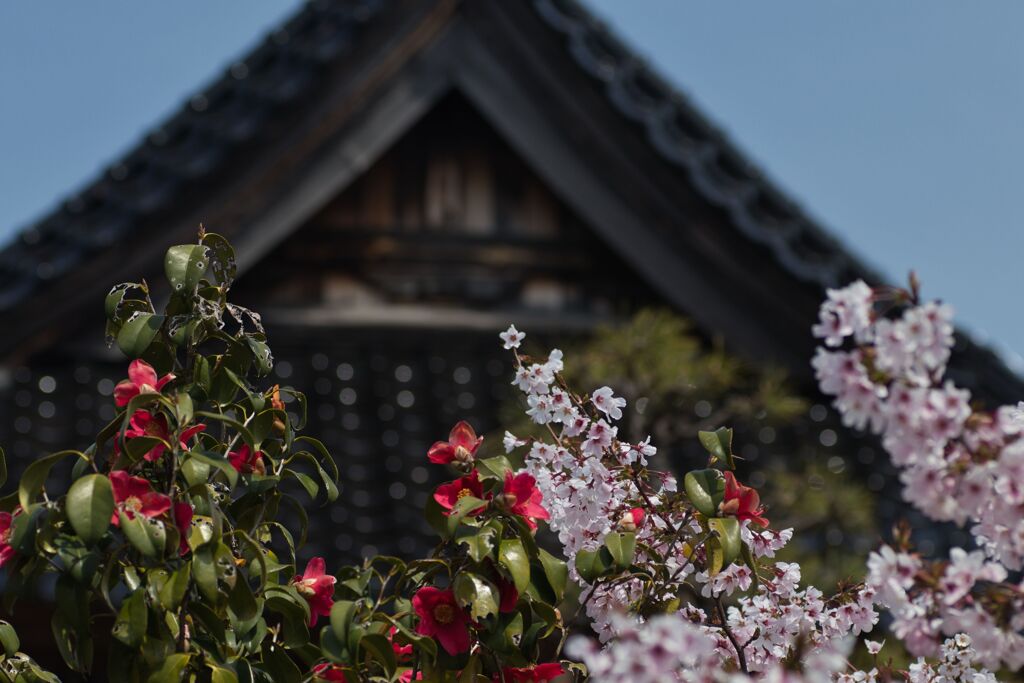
[498,538,530,593]
[476,455,513,481]
[603,532,636,572]
[187,451,239,490]
[453,573,499,620]
[146,653,190,683]
[201,233,237,287]
[329,600,357,649]
[158,564,191,611]
[537,548,568,603]
[120,513,164,558]
[684,468,725,517]
[698,427,735,469]
[574,548,609,583]
[0,620,19,657]
[359,632,397,677]
[164,244,209,294]
[116,313,165,359]
[112,591,148,648]
[66,474,114,545]
[708,517,742,566]
[19,450,81,511]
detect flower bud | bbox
[494,492,518,513]
[453,445,475,465]
[617,507,645,532]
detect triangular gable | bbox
[0,0,1017,403]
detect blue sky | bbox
[2,2,1023,365]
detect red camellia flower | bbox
[427,421,483,465]
[109,470,172,526]
[496,575,518,613]
[122,410,206,462]
[496,663,566,682]
[412,586,471,655]
[228,444,266,475]
[292,557,336,626]
[173,502,193,555]
[398,672,423,683]
[433,470,487,516]
[114,359,175,407]
[311,663,347,682]
[388,626,413,663]
[498,471,550,530]
[0,510,17,568]
[720,471,769,528]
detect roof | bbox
[0,0,1019,403]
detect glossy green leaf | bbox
[498,538,530,593]
[245,337,273,377]
[193,544,220,603]
[19,450,81,511]
[329,600,357,649]
[476,455,513,481]
[456,524,497,563]
[66,474,114,545]
[120,513,165,558]
[684,468,725,517]
[259,643,301,683]
[603,531,637,572]
[453,573,500,620]
[187,451,239,490]
[147,653,190,683]
[201,232,237,286]
[164,244,209,294]
[0,620,19,657]
[698,427,735,469]
[228,572,259,623]
[537,548,568,603]
[210,665,239,683]
[574,548,610,583]
[112,591,147,647]
[158,564,191,611]
[708,517,742,566]
[116,313,165,358]
[360,632,397,677]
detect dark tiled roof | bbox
[532,0,877,290]
[530,0,1024,404]
[1,0,1020,402]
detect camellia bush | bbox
[0,235,1019,683]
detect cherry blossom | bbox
[591,386,626,421]
[499,324,525,350]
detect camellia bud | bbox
[453,445,475,465]
[617,507,645,532]
[270,384,287,435]
[718,498,740,516]
[493,492,518,513]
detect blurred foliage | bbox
[503,309,877,590]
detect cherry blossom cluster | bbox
[814,280,1024,669]
[499,326,879,677]
[812,281,1024,566]
[905,634,999,683]
[866,543,1021,670]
